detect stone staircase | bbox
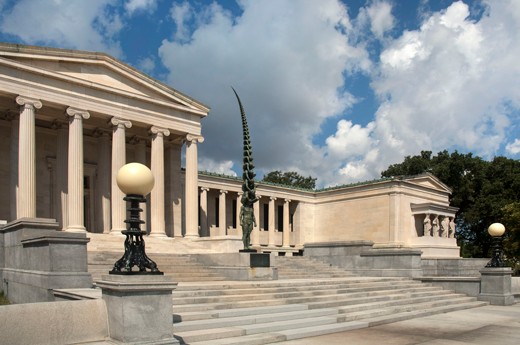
[88,252,228,282]
[171,277,487,345]
[275,256,355,279]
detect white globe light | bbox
[116,162,154,196]
[488,223,506,237]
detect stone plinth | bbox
[1,218,92,303]
[192,253,278,280]
[97,275,179,344]
[478,267,514,306]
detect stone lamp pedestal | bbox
[478,267,515,306]
[97,275,179,344]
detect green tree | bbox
[262,170,317,190]
[382,150,520,262]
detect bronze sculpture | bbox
[232,87,259,250]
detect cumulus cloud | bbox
[0,0,123,56]
[159,0,370,186]
[336,0,520,182]
[199,158,237,177]
[365,0,395,38]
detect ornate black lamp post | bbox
[486,222,507,268]
[110,162,162,275]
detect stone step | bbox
[173,308,338,332]
[172,280,425,298]
[172,286,444,306]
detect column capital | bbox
[284,199,291,204]
[270,196,277,201]
[110,117,132,129]
[200,187,210,192]
[16,96,42,109]
[219,189,228,194]
[185,134,204,144]
[66,107,90,120]
[150,126,170,137]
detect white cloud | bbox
[170,1,193,42]
[366,0,395,38]
[506,139,520,155]
[199,158,237,177]
[341,0,520,182]
[326,120,376,160]
[159,0,370,185]
[125,0,156,15]
[0,0,122,56]
[136,57,155,74]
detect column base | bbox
[149,232,168,238]
[65,225,86,233]
[109,228,125,236]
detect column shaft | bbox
[96,131,111,233]
[150,126,170,237]
[16,96,42,219]
[268,197,277,246]
[55,122,68,230]
[110,118,131,234]
[168,142,183,237]
[219,190,227,235]
[252,196,261,246]
[282,199,291,247]
[66,107,90,232]
[200,188,209,237]
[185,135,204,238]
[10,116,19,221]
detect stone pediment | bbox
[404,173,452,193]
[0,43,209,114]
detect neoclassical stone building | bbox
[0,43,460,258]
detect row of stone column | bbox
[198,188,292,247]
[12,95,202,236]
[422,213,455,238]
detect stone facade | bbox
[0,43,460,260]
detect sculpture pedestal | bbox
[478,267,514,306]
[97,275,179,344]
[193,253,278,280]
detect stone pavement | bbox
[277,303,520,345]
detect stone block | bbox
[97,274,179,344]
[478,267,514,306]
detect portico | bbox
[0,43,208,238]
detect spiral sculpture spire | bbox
[232,87,258,250]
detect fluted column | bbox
[185,134,204,238]
[200,187,209,237]
[110,117,132,234]
[65,107,90,232]
[132,137,149,234]
[252,195,261,246]
[9,113,19,221]
[15,96,42,219]
[149,126,170,237]
[95,129,111,233]
[268,197,277,246]
[282,199,291,247]
[168,141,183,237]
[219,190,227,235]
[53,121,69,230]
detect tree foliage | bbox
[382,150,520,265]
[262,170,317,190]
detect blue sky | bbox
[1,0,519,187]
